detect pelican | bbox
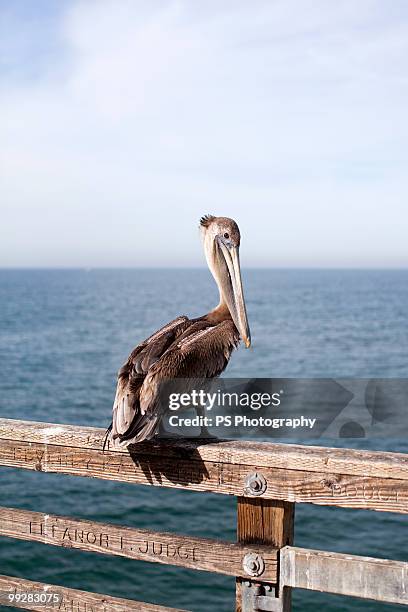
[107,215,251,447]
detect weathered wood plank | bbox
[281,547,408,605]
[236,499,295,612]
[0,574,187,611]
[0,418,407,481]
[264,500,294,612]
[0,507,277,582]
[0,437,407,513]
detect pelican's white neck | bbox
[202,232,230,319]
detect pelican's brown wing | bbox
[109,316,191,445]
[110,318,239,446]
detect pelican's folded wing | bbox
[110,316,191,444]
[117,320,240,444]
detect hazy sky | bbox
[1,0,407,267]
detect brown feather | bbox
[109,317,239,446]
[199,214,215,227]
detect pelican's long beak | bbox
[218,240,251,348]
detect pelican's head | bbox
[200,214,251,348]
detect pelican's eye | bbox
[223,232,230,239]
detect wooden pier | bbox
[0,417,407,610]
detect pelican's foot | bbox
[156,430,185,441]
[197,426,218,440]
[156,420,186,441]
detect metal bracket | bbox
[241,581,278,612]
[244,472,267,496]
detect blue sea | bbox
[0,269,407,611]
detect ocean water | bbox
[0,269,407,612]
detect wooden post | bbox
[236,498,295,612]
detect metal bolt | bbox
[243,552,265,577]
[244,472,267,496]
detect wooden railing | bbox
[0,417,407,610]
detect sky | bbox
[1,0,407,268]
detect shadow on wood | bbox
[126,438,219,487]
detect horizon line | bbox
[1,266,408,272]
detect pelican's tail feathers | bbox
[110,410,162,448]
